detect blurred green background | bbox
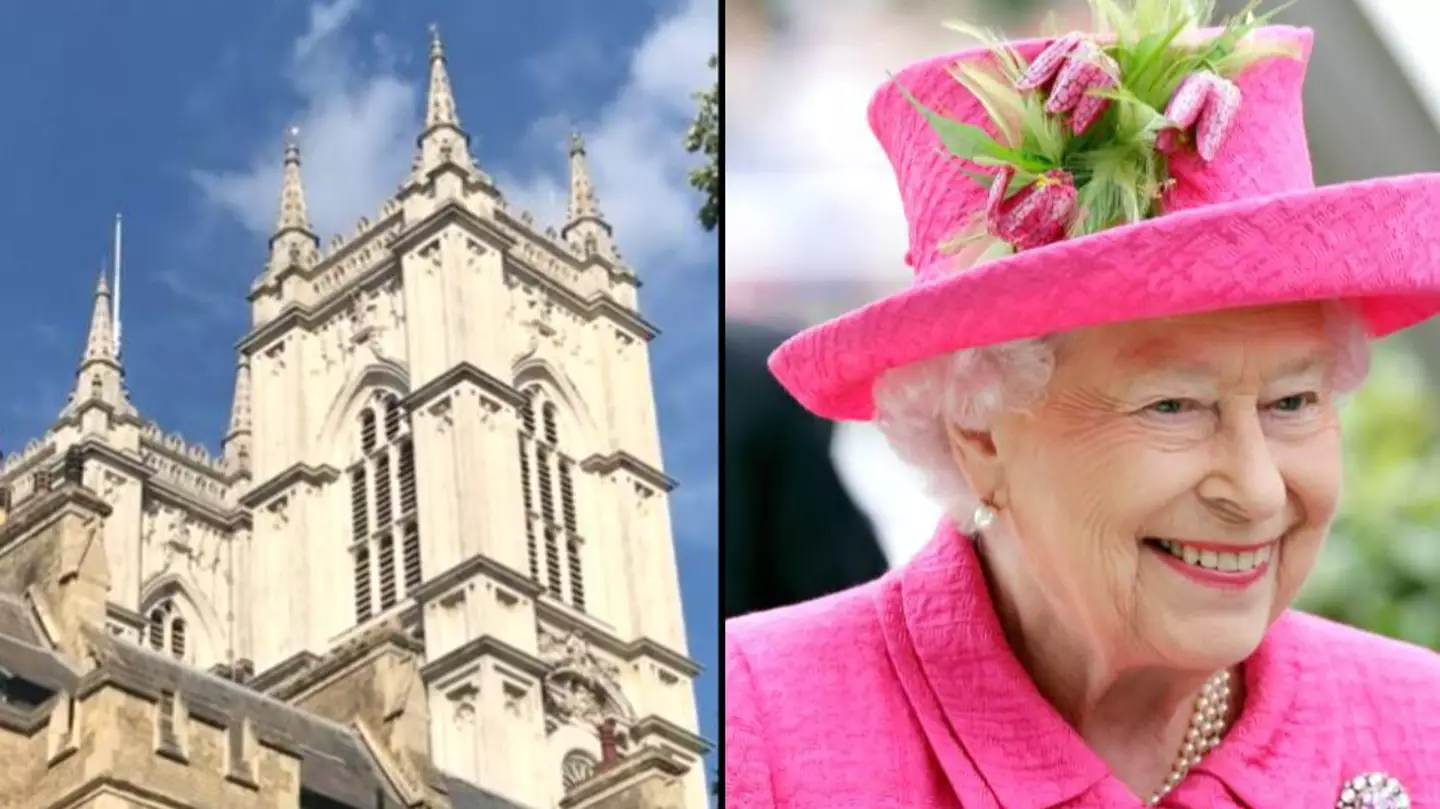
[1300,339,1440,647]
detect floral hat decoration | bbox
[768,0,1440,421]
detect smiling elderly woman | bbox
[724,3,1440,808]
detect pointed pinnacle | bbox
[429,23,445,60]
[228,356,252,436]
[275,127,312,235]
[82,270,117,365]
[567,131,603,222]
[424,26,460,129]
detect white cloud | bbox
[294,0,362,61]
[499,0,719,269]
[192,0,416,242]
[192,0,718,273]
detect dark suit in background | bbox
[724,321,890,619]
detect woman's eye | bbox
[1269,392,1318,413]
[1146,399,1192,415]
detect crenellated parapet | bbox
[493,198,633,304]
[308,201,406,302]
[138,422,234,506]
[2,437,55,478]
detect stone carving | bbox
[477,397,502,431]
[503,682,527,718]
[347,289,380,345]
[268,496,290,533]
[428,397,455,432]
[100,471,125,503]
[539,628,626,733]
[386,283,406,335]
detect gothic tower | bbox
[235,25,705,809]
[0,25,705,809]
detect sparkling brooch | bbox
[1335,772,1410,809]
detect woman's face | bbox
[978,303,1344,671]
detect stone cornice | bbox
[535,603,701,679]
[421,634,546,684]
[388,196,518,256]
[0,698,48,734]
[495,207,636,286]
[144,477,242,531]
[0,484,111,555]
[237,463,341,509]
[247,650,323,694]
[238,199,656,354]
[69,439,153,483]
[241,256,401,352]
[579,451,677,493]
[65,439,251,531]
[269,620,423,704]
[50,402,146,433]
[105,602,145,633]
[623,638,703,679]
[410,552,541,606]
[403,362,525,413]
[630,714,713,757]
[588,295,656,341]
[558,747,688,809]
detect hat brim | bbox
[769,173,1440,421]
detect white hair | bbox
[872,303,1373,526]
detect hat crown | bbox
[870,26,1315,277]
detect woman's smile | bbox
[1144,536,1279,590]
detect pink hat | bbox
[769,12,1440,422]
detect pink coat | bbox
[725,523,1440,808]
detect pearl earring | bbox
[972,501,997,530]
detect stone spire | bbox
[83,271,117,366]
[269,127,317,273]
[425,24,461,130]
[65,269,135,418]
[222,356,252,476]
[415,24,476,176]
[561,131,616,260]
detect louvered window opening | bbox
[518,385,587,612]
[350,394,423,626]
[519,434,538,580]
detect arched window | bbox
[145,600,188,662]
[349,393,422,625]
[516,384,586,611]
[562,750,598,791]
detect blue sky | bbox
[0,0,717,773]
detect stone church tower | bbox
[0,27,706,809]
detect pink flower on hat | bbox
[1156,70,1243,161]
[1016,35,1119,136]
[986,166,1078,250]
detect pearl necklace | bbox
[1146,669,1232,806]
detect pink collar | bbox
[877,522,1340,808]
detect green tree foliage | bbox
[685,54,719,232]
[1297,341,1440,647]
